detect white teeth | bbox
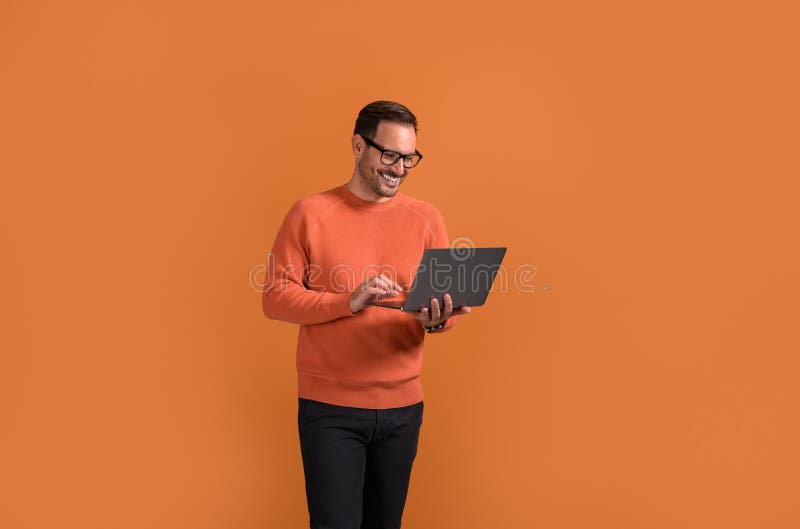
[381,173,398,183]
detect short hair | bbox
[354,100,418,140]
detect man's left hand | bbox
[414,293,471,328]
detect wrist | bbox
[424,319,447,333]
[346,292,360,315]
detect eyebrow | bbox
[366,137,417,157]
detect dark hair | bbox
[353,100,418,140]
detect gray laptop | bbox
[366,247,507,312]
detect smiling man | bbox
[262,100,469,529]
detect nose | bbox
[388,158,406,177]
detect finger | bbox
[430,297,440,323]
[386,276,404,293]
[378,273,398,287]
[441,294,453,320]
[374,275,397,293]
[376,273,403,293]
[362,277,383,293]
[417,308,429,324]
[363,286,387,297]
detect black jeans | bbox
[298,398,425,529]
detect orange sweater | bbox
[262,184,456,409]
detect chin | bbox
[369,179,396,197]
[378,184,399,197]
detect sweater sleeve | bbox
[261,201,355,325]
[428,206,458,334]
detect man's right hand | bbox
[349,273,405,313]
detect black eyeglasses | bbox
[361,135,423,169]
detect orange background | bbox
[2,1,799,528]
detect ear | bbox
[352,134,364,159]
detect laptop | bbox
[366,247,507,312]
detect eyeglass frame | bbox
[359,135,423,169]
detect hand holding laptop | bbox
[413,293,472,328]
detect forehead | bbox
[372,121,417,153]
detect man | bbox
[262,101,470,529]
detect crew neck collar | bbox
[338,183,404,211]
